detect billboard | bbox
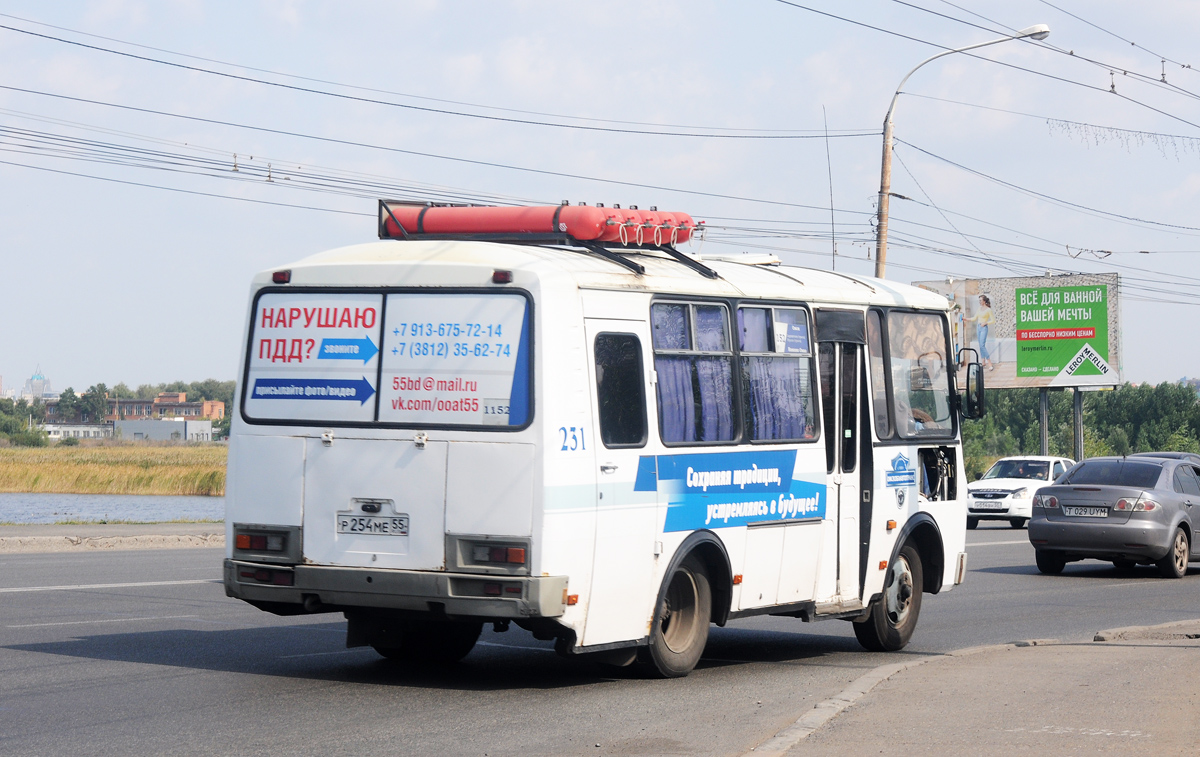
[912,274,1121,389]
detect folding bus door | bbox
[813,309,871,608]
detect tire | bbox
[1009,518,1027,529]
[1035,549,1067,575]
[854,544,923,652]
[1112,559,1137,573]
[637,555,712,678]
[966,517,979,530]
[1156,529,1189,579]
[372,619,482,664]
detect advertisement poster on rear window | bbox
[378,293,531,427]
[912,273,1121,389]
[242,293,383,422]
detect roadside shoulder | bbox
[0,523,225,553]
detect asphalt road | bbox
[2,524,1199,756]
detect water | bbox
[0,492,224,525]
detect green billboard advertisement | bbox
[912,273,1120,389]
[1015,284,1113,383]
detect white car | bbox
[967,456,1076,529]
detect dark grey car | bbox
[1028,455,1199,577]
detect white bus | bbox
[223,201,984,677]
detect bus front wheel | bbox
[638,555,711,678]
[854,544,923,652]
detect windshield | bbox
[983,460,1050,481]
[887,311,953,438]
[1060,460,1162,489]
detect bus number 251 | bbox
[559,426,586,452]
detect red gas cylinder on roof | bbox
[380,201,697,246]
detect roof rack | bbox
[378,200,718,279]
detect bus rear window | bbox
[242,290,531,428]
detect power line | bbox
[0,83,869,215]
[898,0,1200,105]
[772,0,1200,133]
[0,10,871,136]
[895,138,1200,234]
[0,156,371,216]
[1034,0,1197,75]
[0,22,878,141]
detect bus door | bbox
[815,309,868,607]
[581,318,657,646]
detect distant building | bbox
[19,367,55,401]
[115,419,213,442]
[46,391,225,421]
[45,422,113,441]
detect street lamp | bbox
[873,24,1050,279]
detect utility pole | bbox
[874,25,1050,279]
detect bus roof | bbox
[258,239,951,311]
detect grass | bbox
[0,445,227,496]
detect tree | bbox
[1107,427,1131,456]
[56,388,79,422]
[1163,425,1200,455]
[79,384,109,423]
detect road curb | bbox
[743,640,1059,756]
[1094,618,1200,642]
[0,533,225,554]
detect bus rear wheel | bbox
[637,555,711,678]
[854,544,923,652]
[372,619,482,664]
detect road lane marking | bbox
[476,640,555,653]
[0,579,220,594]
[8,614,200,628]
[279,649,374,659]
[967,540,1030,547]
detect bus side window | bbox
[738,307,817,442]
[594,333,648,448]
[651,302,735,444]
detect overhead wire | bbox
[0,22,878,141]
[0,83,873,215]
[897,0,1200,108]
[895,138,1200,234]
[0,10,870,136]
[1033,0,1197,75]
[771,0,1200,133]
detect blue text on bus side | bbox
[635,450,825,531]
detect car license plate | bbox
[972,500,1005,510]
[1063,506,1107,518]
[337,514,409,535]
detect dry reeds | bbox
[0,445,227,496]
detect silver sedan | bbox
[1028,455,1199,578]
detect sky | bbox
[2,0,1200,394]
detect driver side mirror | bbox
[962,361,985,420]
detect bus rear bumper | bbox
[224,559,569,619]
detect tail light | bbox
[1114,498,1134,511]
[1133,496,1159,511]
[235,530,286,552]
[1034,494,1058,509]
[471,543,527,565]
